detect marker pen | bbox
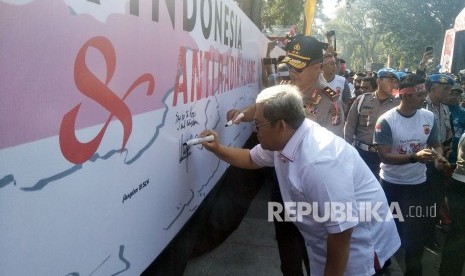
[183,135,214,147]
[225,112,245,127]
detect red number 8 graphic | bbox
[60,36,155,164]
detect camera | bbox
[326,30,336,37]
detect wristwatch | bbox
[409,153,417,163]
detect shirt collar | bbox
[425,96,441,110]
[372,91,395,102]
[279,119,311,162]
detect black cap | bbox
[282,35,328,70]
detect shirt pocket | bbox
[358,108,374,127]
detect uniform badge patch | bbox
[322,86,338,101]
[423,124,430,134]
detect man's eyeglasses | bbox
[253,121,273,132]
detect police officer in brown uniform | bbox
[281,35,344,137]
[227,35,344,137]
[344,68,400,177]
[226,35,343,276]
[425,74,454,146]
[424,74,455,253]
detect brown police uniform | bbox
[345,92,400,145]
[425,97,452,144]
[423,75,455,251]
[344,91,400,176]
[302,75,345,137]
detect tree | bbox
[365,0,460,69]
[238,0,465,72]
[323,2,383,71]
[236,0,351,33]
[261,0,305,31]
[234,0,263,29]
[324,0,465,71]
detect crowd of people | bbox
[201,34,465,276]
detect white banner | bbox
[440,28,455,73]
[0,0,269,274]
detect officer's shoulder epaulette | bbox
[321,86,338,101]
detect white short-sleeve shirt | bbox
[250,119,400,276]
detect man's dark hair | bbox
[362,76,377,90]
[399,73,425,90]
[398,74,425,100]
[355,71,367,77]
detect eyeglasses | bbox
[253,120,273,132]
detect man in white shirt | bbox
[201,84,400,276]
[374,74,449,275]
[322,53,351,106]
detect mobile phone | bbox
[424,46,433,53]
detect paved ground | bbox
[185,180,464,276]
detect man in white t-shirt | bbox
[202,84,400,276]
[374,74,449,275]
[322,54,351,106]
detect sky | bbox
[321,0,341,19]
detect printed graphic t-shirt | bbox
[374,108,439,184]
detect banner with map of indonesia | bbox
[0,0,270,275]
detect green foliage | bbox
[261,0,306,31]
[238,0,465,73]
[314,0,464,72]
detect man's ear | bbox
[276,119,288,131]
